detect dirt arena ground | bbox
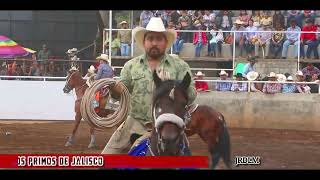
[1,120,320,169]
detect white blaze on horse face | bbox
[169,88,174,100]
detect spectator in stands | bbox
[0,62,7,77]
[273,11,285,29]
[231,73,248,92]
[297,10,316,28]
[140,11,154,28]
[167,20,175,30]
[194,71,209,91]
[262,72,282,94]
[308,74,320,93]
[133,17,140,28]
[281,19,301,59]
[94,54,114,80]
[295,70,311,93]
[37,44,51,70]
[300,18,319,59]
[246,71,263,92]
[245,19,258,56]
[282,75,297,93]
[193,22,207,57]
[15,64,25,76]
[203,10,216,29]
[167,10,181,25]
[242,56,257,77]
[215,10,233,37]
[231,19,246,58]
[239,10,251,27]
[301,63,320,78]
[287,10,300,27]
[173,22,187,55]
[48,61,55,77]
[111,32,121,56]
[192,11,204,26]
[28,61,40,76]
[118,21,132,56]
[216,70,232,91]
[255,21,272,58]
[260,11,273,27]
[251,10,261,26]
[270,22,285,59]
[178,11,192,43]
[208,25,224,57]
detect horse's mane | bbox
[153,79,188,105]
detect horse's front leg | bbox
[65,112,81,147]
[88,127,96,149]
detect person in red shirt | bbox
[300,18,319,59]
[194,71,209,91]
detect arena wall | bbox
[0,80,319,131]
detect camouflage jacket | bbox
[120,53,197,124]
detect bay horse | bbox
[63,68,112,148]
[136,71,231,169]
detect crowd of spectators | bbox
[132,10,320,59]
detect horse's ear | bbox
[153,70,162,88]
[180,72,191,90]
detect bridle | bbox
[64,70,87,92]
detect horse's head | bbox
[63,68,82,93]
[151,71,191,155]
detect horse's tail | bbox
[209,114,232,169]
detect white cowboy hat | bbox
[155,113,185,130]
[96,54,110,64]
[267,72,277,78]
[253,22,260,27]
[234,19,244,25]
[195,71,205,76]
[246,71,259,81]
[133,17,177,50]
[277,74,287,82]
[69,66,78,71]
[262,21,270,26]
[67,48,78,54]
[287,76,293,81]
[295,71,304,77]
[219,70,228,76]
[88,65,95,74]
[119,21,128,25]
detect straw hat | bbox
[295,71,304,77]
[88,65,95,74]
[119,21,128,25]
[277,74,287,82]
[246,71,259,81]
[267,72,277,78]
[234,19,244,25]
[287,76,293,81]
[96,54,110,64]
[262,21,270,26]
[67,48,77,54]
[253,22,260,27]
[219,70,228,76]
[133,17,177,51]
[195,71,205,76]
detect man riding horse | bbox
[101,17,197,154]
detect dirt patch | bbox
[1,120,320,169]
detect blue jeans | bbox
[300,40,319,59]
[120,43,130,56]
[173,39,184,54]
[195,42,203,57]
[282,40,299,58]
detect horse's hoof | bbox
[65,140,74,147]
[88,143,96,149]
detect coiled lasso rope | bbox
[80,76,130,130]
